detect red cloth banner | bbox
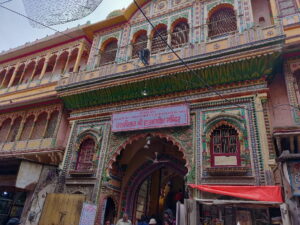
[188,184,283,203]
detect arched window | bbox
[151,25,168,53]
[0,119,12,142]
[208,6,237,38]
[132,31,148,58]
[171,20,189,48]
[99,39,118,65]
[210,125,240,167]
[45,110,59,138]
[7,117,22,142]
[20,115,35,140]
[76,138,96,171]
[31,112,48,139]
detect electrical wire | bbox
[0,0,13,5]
[132,0,294,114]
[0,3,299,115]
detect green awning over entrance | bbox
[59,52,281,110]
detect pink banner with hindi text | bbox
[112,104,190,132]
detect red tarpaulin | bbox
[189,185,283,203]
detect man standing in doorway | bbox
[116,213,132,225]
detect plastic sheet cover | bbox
[189,184,283,203]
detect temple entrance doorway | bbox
[135,168,185,221]
[110,134,188,223]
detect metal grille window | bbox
[76,138,95,171]
[208,7,237,38]
[7,117,22,142]
[132,31,148,58]
[212,125,238,154]
[210,125,240,166]
[171,21,189,48]
[151,26,168,54]
[99,40,118,65]
[45,111,59,138]
[277,0,298,17]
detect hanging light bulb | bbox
[141,89,148,96]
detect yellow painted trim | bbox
[82,0,148,34]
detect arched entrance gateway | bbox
[105,133,189,224]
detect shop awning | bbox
[189,185,283,203]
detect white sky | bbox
[0,0,133,52]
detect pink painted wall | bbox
[56,111,70,148]
[268,72,295,130]
[251,0,272,26]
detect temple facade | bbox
[1,0,300,224]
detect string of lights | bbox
[0,3,299,115]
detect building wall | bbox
[268,72,295,129]
[251,0,273,26]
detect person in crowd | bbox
[163,221,171,225]
[137,215,148,225]
[105,220,114,225]
[163,211,175,225]
[148,218,157,225]
[116,213,132,225]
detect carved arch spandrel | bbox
[106,131,192,171]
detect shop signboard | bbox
[287,161,300,196]
[79,203,97,225]
[112,104,190,132]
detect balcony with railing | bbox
[0,106,68,165]
[58,22,284,88]
[0,43,89,103]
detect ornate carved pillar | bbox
[63,51,71,74]
[15,117,26,141]
[42,113,51,138]
[28,116,37,140]
[127,42,133,59]
[29,59,39,81]
[73,43,84,72]
[39,55,50,79]
[255,94,270,179]
[1,67,9,87]
[51,52,61,76]
[269,0,279,24]
[147,36,152,51]
[19,61,28,84]
[167,30,172,47]
[5,119,14,142]
[8,63,19,87]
